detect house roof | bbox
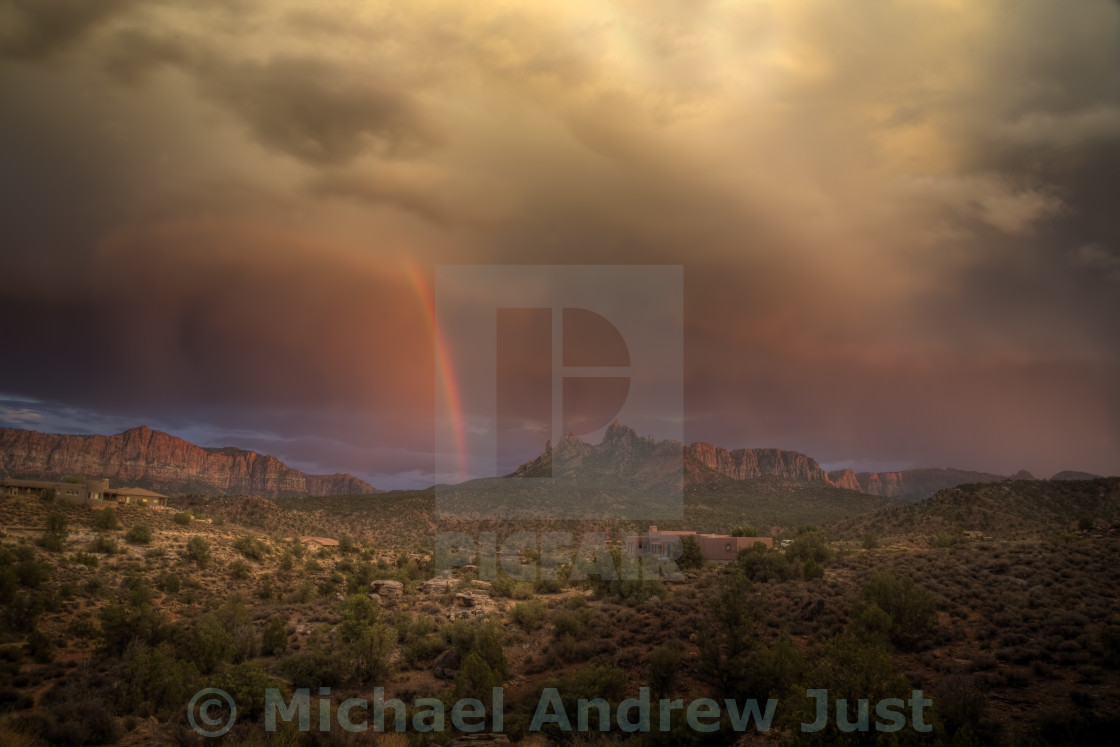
[106,487,167,499]
[300,536,340,547]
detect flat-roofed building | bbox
[624,525,772,563]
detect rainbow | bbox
[405,262,469,483]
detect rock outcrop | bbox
[686,441,831,483]
[0,426,377,497]
[825,467,1007,501]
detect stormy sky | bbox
[1,0,1118,488]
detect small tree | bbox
[863,572,936,648]
[125,525,152,545]
[93,508,120,531]
[185,536,211,567]
[648,645,682,699]
[262,616,289,656]
[731,524,758,538]
[677,535,704,570]
[39,513,69,552]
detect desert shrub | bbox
[116,641,203,716]
[287,580,315,604]
[160,573,181,593]
[229,560,251,580]
[93,508,120,531]
[732,524,759,538]
[786,530,832,564]
[217,661,280,719]
[233,535,269,561]
[124,574,155,607]
[862,571,937,648]
[803,559,825,580]
[677,534,704,570]
[489,573,515,598]
[28,628,54,663]
[42,695,121,746]
[100,603,163,656]
[66,616,98,639]
[551,610,589,639]
[1102,624,1120,667]
[931,531,965,548]
[534,578,564,594]
[261,616,289,656]
[185,536,210,566]
[862,533,880,550]
[125,525,152,545]
[339,594,396,681]
[510,600,547,631]
[648,645,682,698]
[38,513,69,552]
[172,512,192,526]
[404,634,445,666]
[16,558,52,588]
[89,535,119,555]
[738,543,791,583]
[277,651,345,690]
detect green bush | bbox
[862,571,937,648]
[185,536,210,566]
[229,560,251,579]
[116,642,203,716]
[70,552,99,567]
[234,535,269,561]
[88,535,119,555]
[803,559,825,580]
[862,533,880,550]
[67,616,98,639]
[510,600,547,631]
[738,543,792,583]
[261,616,289,656]
[648,645,682,698]
[678,534,704,570]
[173,512,192,526]
[93,508,120,531]
[731,524,758,537]
[125,525,152,545]
[160,573,181,593]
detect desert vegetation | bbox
[0,479,1117,744]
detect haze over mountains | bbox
[0,422,1104,501]
[511,422,1092,501]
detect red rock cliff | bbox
[0,426,378,496]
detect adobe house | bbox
[102,486,168,507]
[0,478,166,507]
[300,536,340,549]
[624,525,772,563]
[1,478,109,505]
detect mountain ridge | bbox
[0,425,378,497]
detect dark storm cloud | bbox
[0,0,1117,485]
[194,55,442,165]
[0,0,137,61]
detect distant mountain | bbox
[1051,470,1102,481]
[0,426,378,497]
[826,467,1009,500]
[510,422,1026,502]
[510,422,833,487]
[829,477,1120,541]
[431,422,900,524]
